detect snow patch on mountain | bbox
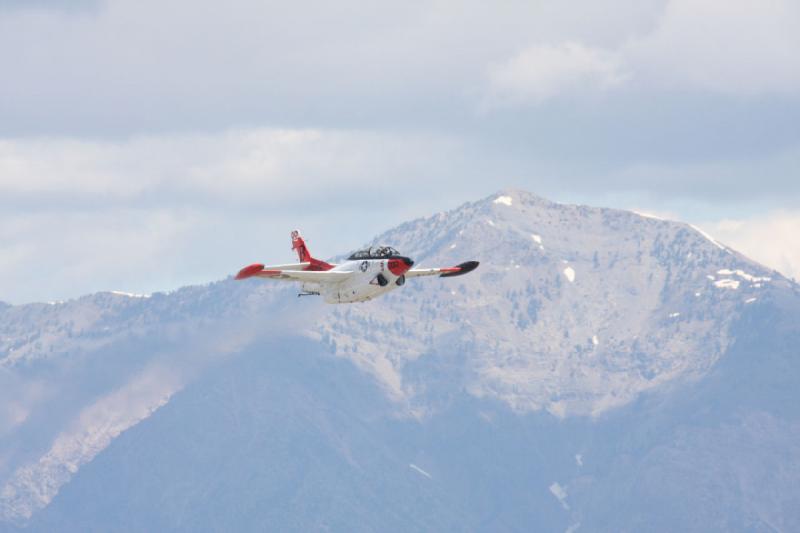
[690,224,726,250]
[110,291,151,299]
[717,269,771,283]
[633,210,666,221]
[409,464,432,479]
[549,482,569,510]
[714,279,740,290]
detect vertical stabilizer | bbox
[291,230,311,262]
[290,230,334,271]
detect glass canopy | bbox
[347,246,402,260]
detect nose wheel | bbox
[370,273,389,287]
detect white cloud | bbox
[605,143,800,204]
[700,211,800,281]
[0,128,464,206]
[0,0,660,133]
[0,128,490,303]
[0,206,200,288]
[0,138,150,197]
[0,0,797,303]
[484,0,800,107]
[0,130,338,201]
[485,42,629,106]
[624,0,800,95]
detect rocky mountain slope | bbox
[1,191,798,532]
[318,192,788,417]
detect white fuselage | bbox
[303,259,406,303]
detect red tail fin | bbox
[291,230,311,262]
[291,230,334,271]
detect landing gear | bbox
[396,275,405,286]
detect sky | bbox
[1,0,798,303]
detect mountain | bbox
[1,190,799,532]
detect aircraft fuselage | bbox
[304,257,413,303]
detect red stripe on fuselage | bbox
[305,258,334,271]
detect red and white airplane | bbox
[235,230,479,303]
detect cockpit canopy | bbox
[347,246,402,260]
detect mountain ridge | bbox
[1,190,799,531]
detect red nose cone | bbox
[388,257,414,276]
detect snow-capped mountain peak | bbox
[1,191,798,531]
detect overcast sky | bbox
[1,0,798,303]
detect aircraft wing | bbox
[257,262,311,271]
[235,263,352,283]
[406,261,479,278]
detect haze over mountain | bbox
[1,191,798,532]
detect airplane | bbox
[235,230,479,303]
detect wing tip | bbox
[440,260,480,278]
[235,263,265,280]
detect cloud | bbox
[484,0,800,108]
[0,138,155,198]
[0,129,465,209]
[0,0,101,13]
[0,0,797,302]
[624,0,800,95]
[3,0,797,136]
[0,208,200,302]
[485,42,629,106]
[699,211,800,281]
[0,128,495,303]
[595,143,800,208]
[1,125,798,304]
